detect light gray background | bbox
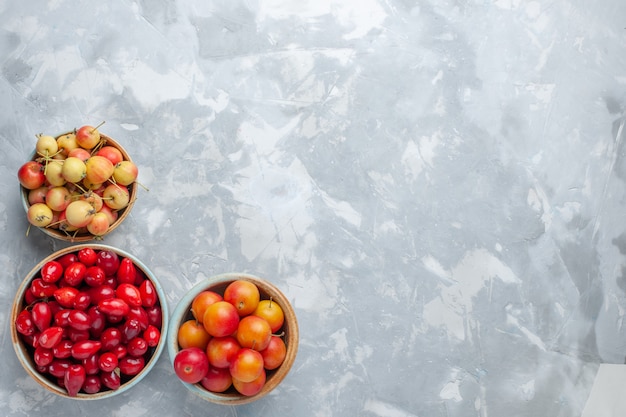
[2,1,626,416]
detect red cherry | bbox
[115,283,142,308]
[63,262,87,287]
[40,260,64,283]
[143,325,161,347]
[77,248,98,266]
[64,364,86,397]
[139,280,158,307]
[71,340,102,360]
[96,250,119,276]
[119,356,145,376]
[57,253,78,269]
[15,310,36,336]
[31,302,52,332]
[38,326,64,349]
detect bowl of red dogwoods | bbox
[17,123,139,242]
[11,244,168,399]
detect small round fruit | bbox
[58,210,79,232]
[178,319,212,350]
[119,355,145,376]
[101,369,121,390]
[174,347,210,384]
[139,280,158,308]
[236,315,272,351]
[38,326,64,349]
[144,325,161,347]
[61,156,87,183]
[18,160,46,190]
[252,299,284,333]
[229,348,264,383]
[65,200,96,228]
[68,147,91,161]
[27,203,54,227]
[57,132,78,156]
[96,249,120,276]
[206,336,240,368]
[191,290,222,323]
[76,125,102,149]
[96,146,123,165]
[223,280,260,317]
[202,301,239,338]
[98,205,118,226]
[45,186,72,212]
[85,155,114,185]
[232,369,266,396]
[82,375,102,394]
[113,286,137,307]
[80,191,104,212]
[200,366,233,393]
[102,184,130,210]
[44,160,66,187]
[98,351,118,372]
[77,248,98,266]
[86,212,110,236]
[260,336,287,370]
[41,260,63,283]
[15,310,35,336]
[36,134,59,157]
[82,177,103,190]
[28,186,48,205]
[112,160,138,186]
[64,363,86,397]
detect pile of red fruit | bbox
[14,247,163,397]
[17,122,138,239]
[173,280,287,397]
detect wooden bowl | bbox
[11,244,169,400]
[167,273,299,405]
[20,132,138,242]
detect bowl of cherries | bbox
[168,273,299,405]
[17,123,139,242]
[11,244,168,399]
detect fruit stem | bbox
[106,172,150,193]
[87,122,107,155]
[106,178,122,190]
[36,149,64,160]
[45,219,66,229]
[136,180,150,192]
[72,182,88,194]
[90,138,106,155]
[93,120,106,132]
[67,229,80,242]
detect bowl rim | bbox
[11,243,169,400]
[20,132,137,242]
[167,272,299,405]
